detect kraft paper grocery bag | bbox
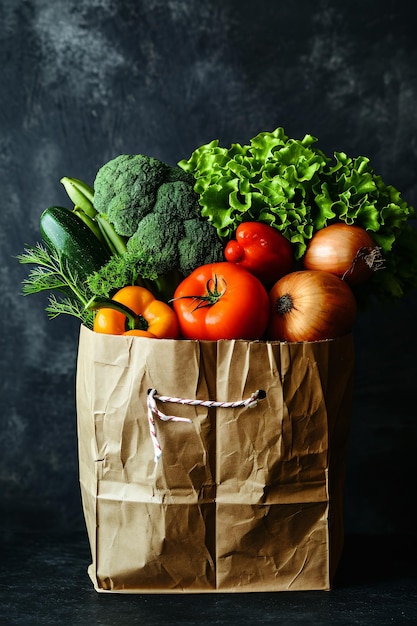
[76,324,354,593]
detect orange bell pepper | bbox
[91,285,179,338]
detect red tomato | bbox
[172,262,270,340]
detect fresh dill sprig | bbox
[45,293,94,327]
[17,243,93,327]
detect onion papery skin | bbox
[303,223,379,285]
[268,270,357,342]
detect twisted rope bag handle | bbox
[146,388,266,463]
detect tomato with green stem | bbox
[172,262,269,340]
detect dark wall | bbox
[1,0,416,537]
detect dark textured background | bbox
[1,0,416,539]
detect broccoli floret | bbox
[164,166,194,184]
[127,211,184,278]
[153,180,200,219]
[178,219,224,277]
[94,154,168,236]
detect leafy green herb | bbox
[17,243,94,327]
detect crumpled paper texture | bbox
[76,325,354,593]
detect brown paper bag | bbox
[76,324,354,593]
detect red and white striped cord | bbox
[146,388,266,463]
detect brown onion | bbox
[268,270,357,342]
[303,223,384,285]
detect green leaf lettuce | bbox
[179,127,417,301]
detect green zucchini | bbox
[40,206,111,283]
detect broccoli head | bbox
[93,154,193,237]
[88,154,224,301]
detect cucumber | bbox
[40,206,111,282]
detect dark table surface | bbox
[1,530,416,626]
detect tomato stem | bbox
[171,273,227,310]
